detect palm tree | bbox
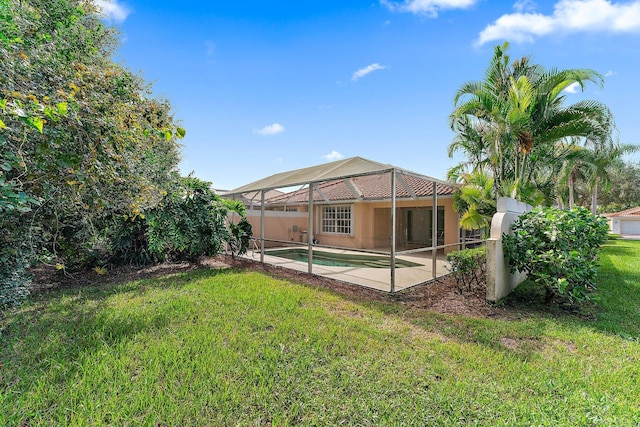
[556,143,591,209]
[556,112,637,213]
[582,141,637,214]
[449,169,496,235]
[449,42,612,209]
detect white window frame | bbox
[320,205,353,235]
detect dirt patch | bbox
[28,258,229,294]
[28,255,496,318]
[220,257,496,318]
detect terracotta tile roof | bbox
[267,172,455,204]
[603,206,640,217]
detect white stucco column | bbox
[486,197,532,301]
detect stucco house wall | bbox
[244,197,458,253]
[245,210,309,244]
[604,207,640,236]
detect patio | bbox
[241,244,452,292]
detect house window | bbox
[321,205,352,234]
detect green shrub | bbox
[108,177,252,265]
[145,177,228,261]
[1,209,34,309]
[0,260,30,309]
[144,176,252,262]
[109,217,157,266]
[221,200,252,259]
[446,246,486,293]
[503,207,608,305]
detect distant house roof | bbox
[227,156,457,201]
[603,206,640,218]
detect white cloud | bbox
[352,63,386,81]
[255,123,285,136]
[605,69,617,76]
[324,151,344,161]
[95,0,131,23]
[477,0,640,45]
[564,82,581,93]
[382,0,477,16]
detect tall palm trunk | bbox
[591,180,598,215]
[568,170,575,209]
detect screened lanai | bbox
[224,156,467,293]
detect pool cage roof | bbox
[223,156,460,293]
[225,156,458,202]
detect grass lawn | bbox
[1,240,639,426]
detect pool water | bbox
[265,248,421,268]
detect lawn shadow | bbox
[497,267,640,340]
[0,267,235,400]
[599,243,636,257]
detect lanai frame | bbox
[224,157,464,293]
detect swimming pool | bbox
[265,248,422,268]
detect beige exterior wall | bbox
[245,210,309,244]
[322,198,458,252]
[244,197,459,252]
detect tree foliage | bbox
[448,42,616,220]
[503,207,608,305]
[2,0,183,260]
[597,161,640,213]
[1,0,247,308]
[450,170,496,233]
[557,140,638,213]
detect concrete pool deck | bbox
[241,246,451,293]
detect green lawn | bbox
[1,240,639,426]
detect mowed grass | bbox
[1,241,639,426]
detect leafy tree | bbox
[581,132,637,215]
[597,161,640,212]
[1,0,184,257]
[556,142,592,209]
[557,140,638,212]
[1,0,188,306]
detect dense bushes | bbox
[110,176,252,264]
[0,257,31,309]
[503,207,608,304]
[0,1,251,308]
[145,176,251,261]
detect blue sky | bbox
[98,0,640,190]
